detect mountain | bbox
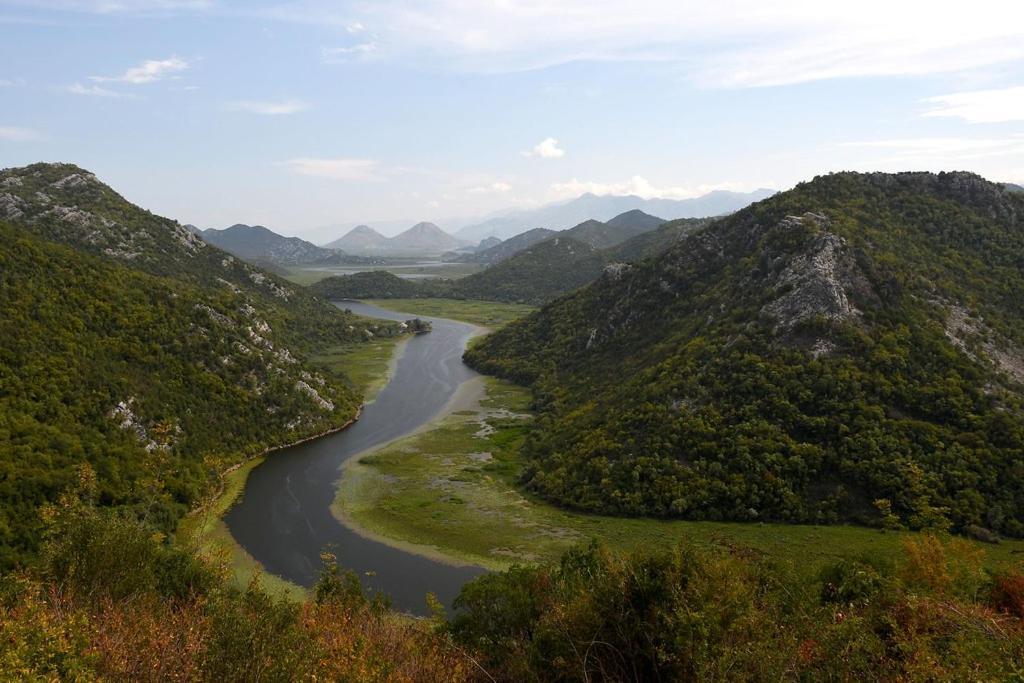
[466,171,1024,538]
[455,188,776,241]
[1004,183,1024,193]
[389,221,462,255]
[606,208,667,233]
[312,215,708,305]
[0,162,395,564]
[459,228,558,264]
[602,217,711,263]
[200,223,341,266]
[309,270,425,299]
[477,236,502,251]
[324,222,464,256]
[562,210,666,249]
[450,237,604,305]
[325,224,391,254]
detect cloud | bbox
[321,42,378,63]
[0,126,39,141]
[91,56,188,84]
[67,82,122,97]
[251,0,1024,87]
[11,1,212,13]
[838,137,1024,165]
[281,158,382,181]
[523,137,564,159]
[22,2,1024,87]
[227,99,310,115]
[550,175,771,200]
[467,181,512,194]
[922,86,1024,124]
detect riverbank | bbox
[334,375,1024,577]
[363,298,535,329]
[176,335,409,599]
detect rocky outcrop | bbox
[760,216,862,334]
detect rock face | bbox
[760,215,863,335]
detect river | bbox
[224,301,487,615]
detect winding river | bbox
[224,301,487,615]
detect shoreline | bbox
[185,408,364,524]
[184,300,500,591]
[329,375,495,570]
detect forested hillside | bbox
[466,171,1024,537]
[0,164,395,565]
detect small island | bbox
[402,317,432,334]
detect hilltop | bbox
[200,223,341,266]
[0,162,395,564]
[455,188,775,241]
[325,221,465,256]
[466,171,1024,537]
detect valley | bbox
[5,164,1024,679]
[7,4,1024,676]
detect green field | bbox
[309,335,407,402]
[363,298,535,329]
[284,262,485,286]
[335,377,1024,575]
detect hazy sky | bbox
[2,0,1023,240]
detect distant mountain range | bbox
[454,188,776,241]
[200,223,341,266]
[312,210,704,305]
[326,221,467,256]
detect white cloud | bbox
[67,82,122,97]
[550,175,770,200]
[0,126,39,141]
[281,158,382,181]
[839,137,1024,161]
[922,86,1024,124]
[467,181,512,194]
[281,0,1024,87]
[91,56,189,84]
[23,2,1024,87]
[523,137,564,159]
[321,42,378,62]
[13,1,212,13]
[228,99,310,115]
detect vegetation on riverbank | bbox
[176,457,304,600]
[335,376,1024,575]
[176,335,407,598]
[363,298,536,329]
[5,477,1024,681]
[285,261,485,287]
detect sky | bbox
[1,0,1023,241]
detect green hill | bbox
[466,171,1024,537]
[0,163,395,565]
[450,236,605,304]
[309,270,426,299]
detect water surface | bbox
[224,301,487,614]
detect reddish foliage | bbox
[991,573,1024,618]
